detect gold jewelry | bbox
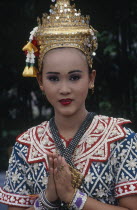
[69,166,83,189]
[22,0,98,77]
[59,165,65,171]
[91,87,94,95]
[67,188,77,208]
[60,165,64,170]
[58,165,65,171]
[90,85,94,95]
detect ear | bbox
[88,69,96,89]
[36,72,44,92]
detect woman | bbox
[0,0,137,209]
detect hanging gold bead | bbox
[22,65,38,77]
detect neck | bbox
[54,109,88,139]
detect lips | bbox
[59,98,73,105]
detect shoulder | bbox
[16,121,49,145]
[95,114,131,125]
[14,120,55,164]
[84,114,134,156]
[92,114,131,134]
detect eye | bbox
[69,75,81,81]
[47,76,59,81]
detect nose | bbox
[59,81,71,95]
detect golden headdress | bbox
[22,0,98,77]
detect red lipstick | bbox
[59,99,73,105]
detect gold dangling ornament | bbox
[22,27,39,77]
[22,63,38,77]
[90,85,94,95]
[22,65,29,77]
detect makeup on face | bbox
[39,48,93,117]
[59,98,73,106]
[45,70,83,82]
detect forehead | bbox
[42,48,88,72]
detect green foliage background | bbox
[0,0,137,170]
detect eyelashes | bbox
[70,75,81,81]
[47,74,81,82]
[47,76,59,81]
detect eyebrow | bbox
[68,70,82,74]
[46,70,82,74]
[46,72,60,74]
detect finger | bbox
[54,156,63,180]
[58,155,62,167]
[54,157,58,170]
[47,152,53,160]
[52,153,58,169]
[49,167,54,177]
[56,155,61,171]
[62,156,67,166]
[62,157,71,175]
[53,152,58,159]
[57,155,64,172]
[56,157,66,178]
[61,157,68,170]
[54,167,59,181]
[49,156,54,168]
[47,153,53,166]
[47,157,54,179]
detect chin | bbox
[57,107,81,118]
[61,111,75,117]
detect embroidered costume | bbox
[1,0,136,208]
[0,115,137,208]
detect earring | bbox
[90,85,94,95]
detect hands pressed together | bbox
[46,153,75,204]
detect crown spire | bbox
[56,0,70,7]
[56,0,70,3]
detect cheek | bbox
[79,78,89,92]
[76,84,89,101]
[42,79,52,91]
[42,82,56,102]
[43,90,56,106]
[43,88,54,98]
[81,87,89,99]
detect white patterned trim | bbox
[115,181,137,198]
[0,187,37,207]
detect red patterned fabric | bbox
[1,115,137,207]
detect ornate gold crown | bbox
[22,0,98,77]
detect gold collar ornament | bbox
[22,0,98,77]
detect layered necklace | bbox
[49,112,96,167]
